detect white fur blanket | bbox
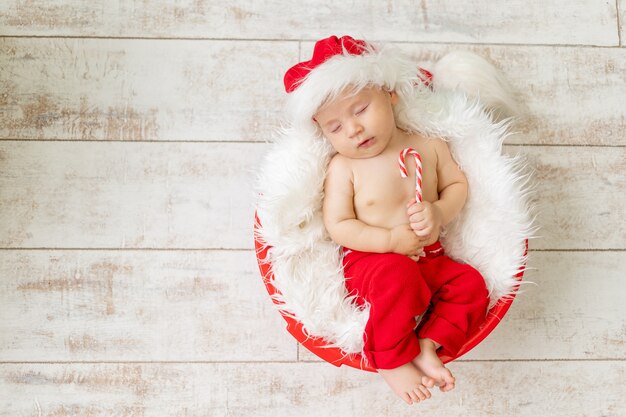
[256,54,534,356]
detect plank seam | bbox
[0,248,625,252]
[0,139,269,144]
[618,0,623,46]
[0,359,624,364]
[0,247,256,251]
[0,35,622,49]
[0,140,624,148]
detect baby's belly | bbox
[354,200,411,230]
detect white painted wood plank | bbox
[0,0,618,46]
[2,142,623,250]
[0,38,296,140]
[0,250,295,361]
[1,362,624,417]
[0,141,267,249]
[523,145,626,250]
[3,250,623,362]
[461,251,626,360]
[4,39,623,146]
[298,252,626,362]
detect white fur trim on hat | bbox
[287,43,427,131]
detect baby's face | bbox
[314,86,398,159]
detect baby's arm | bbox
[408,139,468,238]
[323,156,423,256]
[432,139,468,225]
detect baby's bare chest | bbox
[352,153,438,215]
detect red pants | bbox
[343,242,489,369]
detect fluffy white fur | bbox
[256,43,534,356]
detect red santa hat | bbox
[281,35,433,130]
[284,35,432,93]
[284,36,370,93]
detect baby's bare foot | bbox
[412,338,456,392]
[378,362,434,405]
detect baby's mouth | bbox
[358,137,374,148]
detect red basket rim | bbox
[254,212,527,372]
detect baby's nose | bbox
[347,119,364,137]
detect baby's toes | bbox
[401,392,413,405]
[421,375,436,388]
[433,370,453,391]
[441,376,456,392]
[416,384,431,400]
[412,385,427,402]
[441,381,456,392]
[408,389,421,404]
[444,370,456,385]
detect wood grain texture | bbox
[1,142,624,250]
[0,38,295,141]
[0,141,267,249]
[2,250,624,362]
[524,145,626,250]
[0,2,624,415]
[0,250,295,362]
[3,39,624,145]
[0,0,618,46]
[462,252,626,361]
[1,362,624,417]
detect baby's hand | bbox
[389,224,425,258]
[406,199,443,242]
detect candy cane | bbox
[398,148,423,202]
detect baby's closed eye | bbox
[356,104,369,114]
[331,124,342,133]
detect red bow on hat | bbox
[283,35,369,93]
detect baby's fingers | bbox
[417,233,431,242]
[410,217,430,231]
[407,201,425,215]
[414,227,432,238]
[412,222,432,237]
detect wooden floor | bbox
[1,1,625,416]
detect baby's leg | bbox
[412,338,455,392]
[414,255,490,391]
[342,251,435,403]
[378,362,435,405]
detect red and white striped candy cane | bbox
[398,148,423,202]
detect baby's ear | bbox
[389,90,399,105]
